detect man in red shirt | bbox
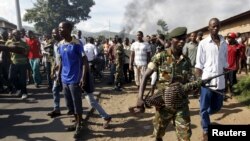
[238,36,248,74]
[225,32,240,96]
[26,30,42,88]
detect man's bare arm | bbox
[0,45,26,54]
[129,51,135,70]
[138,68,154,101]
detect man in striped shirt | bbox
[129,31,151,88]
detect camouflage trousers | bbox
[115,63,123,84]
[153,105,192,141]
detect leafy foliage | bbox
[233,76,250,94]
[233,76,250,108]
[156,19,168,34]
[156,19,170,40]
[23,0,95,34]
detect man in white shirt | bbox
[195,18,228,141]
[123,37,132,83]
[84,37,98,64]
[129,31,151,88]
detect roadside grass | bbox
[233,75,250,108]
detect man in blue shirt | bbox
[57,21,88,138]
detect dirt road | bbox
[80,77,250,141]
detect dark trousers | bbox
[63,83,83,115]
[45,62,52,87]
[108,63,116,84]
[9,63,28,94]
[225,70,237,92]
[0,63,10,90]
[123,63,133,83]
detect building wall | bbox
[220,18,250,36]
[201,18,250,45]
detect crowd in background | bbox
[0,24,249,113]
[0,20,250,140]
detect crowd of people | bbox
[0,17,249,141]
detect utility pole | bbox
[108,19,110,39]
[15,0,22,30]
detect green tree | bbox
[97,35,106,42]
[156,19,168,35]
[23,0,95,34]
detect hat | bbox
[227,32,236,39]
[169,27,187,38]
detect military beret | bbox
[169,27,187,38]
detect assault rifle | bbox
[143,70,233,109]
[198,70,233,97]
[201,71,231,87]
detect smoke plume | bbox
[122,0,250,35]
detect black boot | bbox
[113,82,122,91]
[155,138,163,141]
[74,114,83,138]
[66,114,77,131]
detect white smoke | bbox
[122,0,250,34]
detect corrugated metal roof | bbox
[0,17,9,22]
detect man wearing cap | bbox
[195,18,228,141]
[130,27,192,141]
[225,32,240,96]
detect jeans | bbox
[200,87,224,132]
[108,63,116,84]
[9,63,27,94]
[63,83,83,115]
[84,93,110,119]
[52,80,60,111]
[45,62,52,87]
[29,58,42,85]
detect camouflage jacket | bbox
[148,49,192,90]
[5,39,29,64]
[115,43,124,65]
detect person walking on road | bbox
[195,18,228,141]
[57,21,88,138]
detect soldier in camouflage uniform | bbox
[131,27,193,141]
[114,37,124,91]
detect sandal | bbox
[103,117,112,129]
[128,106,145,114]
[65,124,76,131]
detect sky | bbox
[0,0,249,35]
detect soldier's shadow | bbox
[78,110,197,140]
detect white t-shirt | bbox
[84,43,98,62]
[123,43,131,64]
[79,38,86,46]
[131,41,151,66]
